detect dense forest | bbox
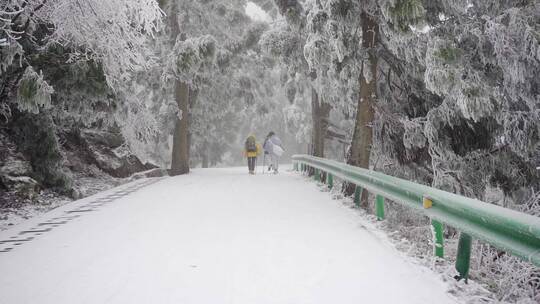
[0,0,539,302]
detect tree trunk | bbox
[344,12,379,207]
[311,88,324,157]
[201,141,209,168]
[310,88,331,158]
[170,80,190,175]
[186,89,197,167]
[166,1,191,176]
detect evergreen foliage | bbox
[16,67,54,114]
[385,0,425,32]
[9,111,72,192]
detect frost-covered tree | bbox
[378,2,540,299]
[302,0,380,184]
[260,0,338,161]
[374,0,540,200]
[1,0,162,109]
[270,0,539,199]
[266,0,382,201]
[269,1,540,298]
[0,0,163,142]
[0,0,162,190]
[144,0,273,174]
[190,52,280,168]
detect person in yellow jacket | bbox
[243,134,262,175]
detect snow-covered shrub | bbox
[484,5,540,109]
[9,112,72,192]
[424,38,462,97]
[382,0,426,32]
[402,118,426,150]
[16,67,54,114]
[0,41,23,75]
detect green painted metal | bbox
[327,173,334,189]
[376,195,385,220]
[314,168,320,182]
[354,186,363,208]
[456,233,472,282]
[292,154,540,269]
[432,219,444,258]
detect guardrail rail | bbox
[292,155,540,281]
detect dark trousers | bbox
[247,157,256,172]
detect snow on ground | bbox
[0,174,122,231]
[0,166,460,304]
[0,191,71,231]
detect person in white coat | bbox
[263,131,284,174]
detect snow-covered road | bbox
[0,167,459,304]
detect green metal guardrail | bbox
[292,155,540,281]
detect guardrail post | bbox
[455,233,472,282]
[431,219,444,258]
[375,195,385,220]
[354,186,363,208]
[314,168,320,182]
[327,173,333,189]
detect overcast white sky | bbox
[245,2,271,22]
